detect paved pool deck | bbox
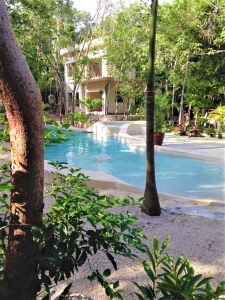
[118,133,225,163]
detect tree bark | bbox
[0,1,44,299]
[171,83,175,123]
[143,0,161,216]
[179,84,185,124]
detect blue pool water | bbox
[45,132,225,201]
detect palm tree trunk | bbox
[0,1,44,298]
[143,0,161,216]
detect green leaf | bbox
[0,183,14,191]
[113,281,120,289]
[103,269,111,277]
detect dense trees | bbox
[156,0,225,122]
[0,1,44,298]
[6,0,91,103]
[101,0,225,121]
[102,2,149,116]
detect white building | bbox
[62,39,133,116]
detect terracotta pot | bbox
[154,132,165,146]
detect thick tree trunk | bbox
[143,0,161,216]
[0,1,44,299]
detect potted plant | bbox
[154,121,165,145]
[217,131,223,139]
[206,127,216,137]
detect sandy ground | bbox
[44,171,225,300]
[69,208,225,300]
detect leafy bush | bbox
[63,112,90,128]
[0,161,145,299]
[44,125,70,145]
[80,97,103,111]
[130,105,146,119]
[134,237,225,300]
[206,127,216,137]
[208,106,225,124]
[34,162,145,299]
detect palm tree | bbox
[142,0,161,216]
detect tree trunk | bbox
[143,0,161,216]
[179,59,189,125]
[179,84,185,124]
[171,83,175,123]
[0,1,44,299]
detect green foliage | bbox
[130,105,146,119]
[0,124,9,144]
[6,0,91,93]
[100,0,225,119]
[0,163,11,280]
[154,94,169,133]
[208,106,225,124]
[44,126,70,145]
[206,127,216,137]
[134,237,225,300]
[30,161,145,298]
[0,113,5,125]
[43,105,71,144]
[101,2,149,114]
[0,160,145,299]
[157,0,225,115]
[63,112,90,127]
[80,97,103,111]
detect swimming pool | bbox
[45,132,225,201]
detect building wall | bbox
[63,44,133,115]
[107,81,125,114]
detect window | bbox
[76,92,79,106]
[90,60,102,78]
[116,91,123,103]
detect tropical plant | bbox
[80,97,103,111]
[130,105,146,119]
[63,112,90,128]
[134,237,225,300]
[206,127,216,137]
[154,94,169,133]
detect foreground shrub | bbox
[134,237,225,300]
[0,161,145,299]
